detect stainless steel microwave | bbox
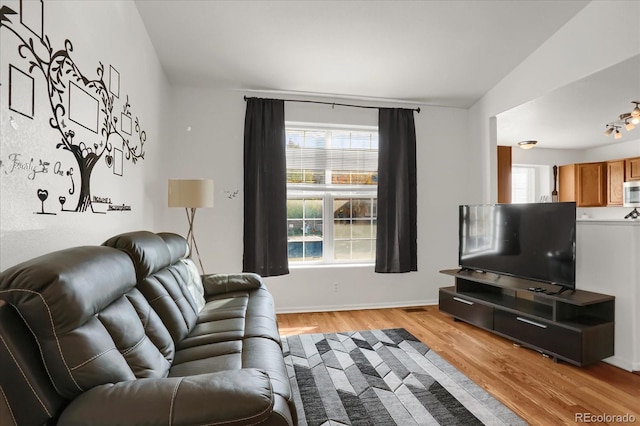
[623,181,640,207]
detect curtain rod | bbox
[243,96,420,113]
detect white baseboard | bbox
[275,299,438,314]
[603,355,638,373]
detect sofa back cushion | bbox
[0,301,66,425]
[103,231,201,344]
[0,246,175,399]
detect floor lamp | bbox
[168,179,214,273]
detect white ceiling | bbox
[136,1,640,151]
[135,0,589,108]
[497,55,640,150]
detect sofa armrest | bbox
[58,369,274,426]
[201,272,265,296]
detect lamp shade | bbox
[168,179,214,208]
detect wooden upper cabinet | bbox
[625,157,640,181]
[558,164,576,202]
[497,146,512,204]
[559,162,607,207]
[577,162,606,206]
[607,160,625,206]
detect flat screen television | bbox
[458,202,576,289]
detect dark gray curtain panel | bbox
[376,108,418,273]
[243,98,289,276]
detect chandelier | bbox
[604,101,640,139]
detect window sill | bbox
[289,262,374,270]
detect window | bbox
[286,125,378,264]
[511,165,550,203]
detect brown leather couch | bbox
[0,231,296,425]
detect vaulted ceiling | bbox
[135,0,588,108]
[136,1,640,150]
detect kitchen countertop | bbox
[577,217,640,225]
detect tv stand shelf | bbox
[439,269,615,366]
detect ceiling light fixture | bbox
[625,120,635,131]
[604,125,614,136]
[517,140,537,149]
[604,101,640,139]
[614,126,622,139]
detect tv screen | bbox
[459,202,576,288]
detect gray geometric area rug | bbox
[283,328,527,426]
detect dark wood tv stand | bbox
[439,269,615,366]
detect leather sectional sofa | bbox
[0,231,297,425]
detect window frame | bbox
[286,122,378,266]
[511,164,551,203]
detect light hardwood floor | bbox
[277,306,640,426]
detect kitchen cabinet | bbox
[625,157,640,181]
[559,162,607,207]
[558,164,576,203]
[497,146,512,203]
[607,160,625,206]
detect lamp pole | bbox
[185,207,205,273]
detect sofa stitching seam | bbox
[169,377,184,425]
[149,294,170,303]
[121,334,147,356]
[0,289,82,391]
[70,347,117,371]
[0,336,45,420]
[0,385,18,426]
[0,333,51,415]
[144,303,151,330]
[168,264,199,318]
[13,307,62,395]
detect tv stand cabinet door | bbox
[439,290,493,330]
[494,310,581,364]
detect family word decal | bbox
[2,153,73,182]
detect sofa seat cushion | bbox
[177,318,245,350]
[186,290,282,345]
[188,317,246,337]
[173,340,242,365]
[169,353,242,377]
[196,292,249,322]
[178,329,245,349]
[169,337,291,403]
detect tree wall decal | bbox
[1,5,146,212]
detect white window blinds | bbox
[286,128,378,173]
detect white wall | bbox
[0,1,170,270]
[577,221,640,372]
[157,87,473,312]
